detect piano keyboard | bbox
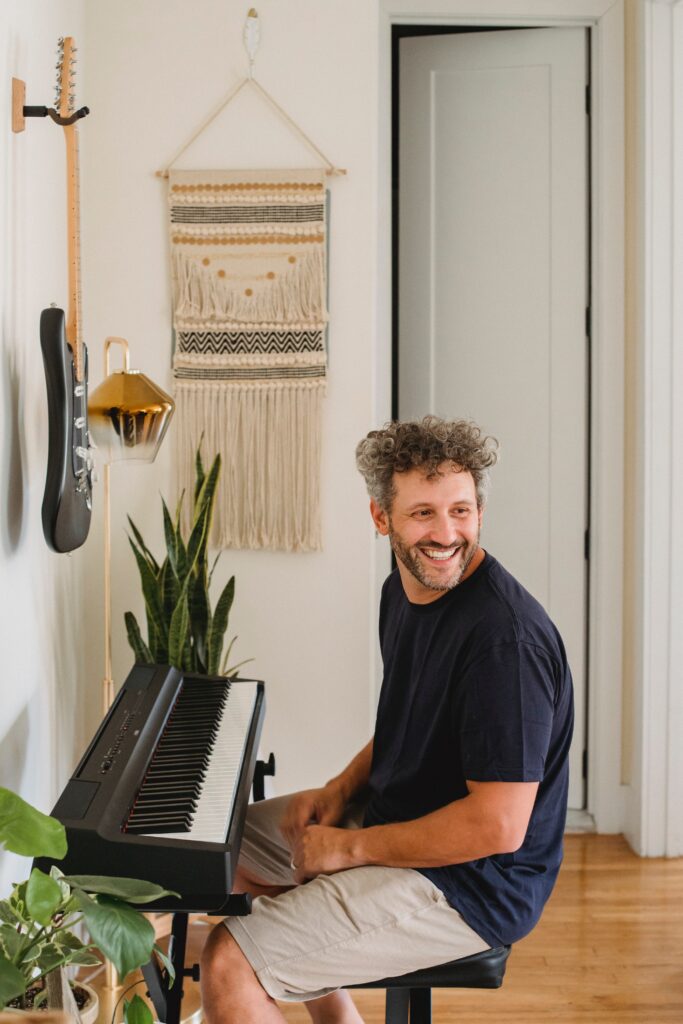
[124,678,259,844]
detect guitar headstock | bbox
[54,36,77,120]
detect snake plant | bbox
[124,446,250,677]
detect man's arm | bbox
[327,738,374,803]
[290,779,538,879]
[279,739,373,848]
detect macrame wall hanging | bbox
[159,10,345,552]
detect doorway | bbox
[393,26,590,810]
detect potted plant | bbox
[124,445,251,677]
[0,787,175,1024]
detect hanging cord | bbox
[156,75,345,178]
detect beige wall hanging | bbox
[159,10,344,552]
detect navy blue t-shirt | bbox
[364,553,574,947]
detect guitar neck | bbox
[64,122,84,382]
[58,36,84,384]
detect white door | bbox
[398,28,588,809]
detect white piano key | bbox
[141,681,258,843]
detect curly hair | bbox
[355,416,499,511]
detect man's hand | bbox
[279,785,348,849]
[290,824,357,882]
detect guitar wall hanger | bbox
[11,77,89,133]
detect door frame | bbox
[376,0,625,835]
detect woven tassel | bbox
[174,381,324,552]
[172,249,325,323]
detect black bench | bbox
[349,944,511,1023]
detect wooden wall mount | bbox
[11,78,25,133]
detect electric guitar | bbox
[41,36,93,553]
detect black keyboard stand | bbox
[141,755,276,1024]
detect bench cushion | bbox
[350,944,511,990]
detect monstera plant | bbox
[125,446,251,677]
[0,786,175,1024]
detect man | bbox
[201,416,574,1024]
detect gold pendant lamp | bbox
[88,337,175,715]
[88,336,174,462]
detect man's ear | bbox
[370,498,390,536]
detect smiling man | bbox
[200,417,574,1024]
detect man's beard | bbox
[388,524,480,593]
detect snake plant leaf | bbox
[26,868,62,926]
[124,612,153,664]
[161,559,181,630]
[223,657,254,679]
[189,571,210,671]
[127,516,160,576]
[65,876,178,904]
[207,576,235,675]
[220,634,237,676]
[162,498,179,578]
[188,455,221,570]
[0,952,27,1007]
[74,891,155,980]
[0,788,67,859]
[128,538,167,643]
[208,550,221,586]
[193,444,206,511]
[124,993,154,1024]
[174,490,185,529]
[168,590,190,668]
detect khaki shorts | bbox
[223,793,489,1002]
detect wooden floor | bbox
[90,834,683,1023]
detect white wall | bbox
[0,0,87,894]
[82,0,385,796]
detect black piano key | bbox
[127,810,194,824]
[125,823,191,834]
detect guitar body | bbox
[40,306,92,552]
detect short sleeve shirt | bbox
[363,553,574,947]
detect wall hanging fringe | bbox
[169,167,327,552]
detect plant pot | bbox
[73,982,98,1024]
[4,981,98,1024]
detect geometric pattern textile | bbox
[168,168,328,551]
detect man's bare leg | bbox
[304,990,364,1024]
[202,863,364,1024]
[201,924,285,1024]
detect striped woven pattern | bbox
[169,168,328,552]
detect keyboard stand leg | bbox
[141,912,189,1024]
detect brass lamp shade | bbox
[88,337,174,462]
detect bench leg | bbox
[385,987,410,1023]
[409,986,432,1023]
